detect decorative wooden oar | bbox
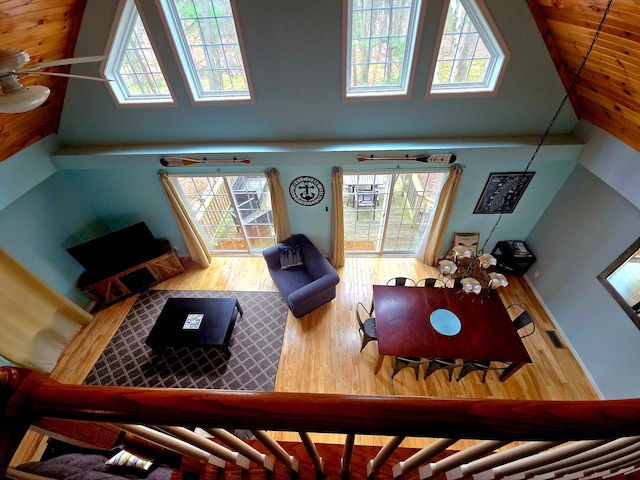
[160,157,251,166]
[357,154,456,164]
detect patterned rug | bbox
[84,290,288,391]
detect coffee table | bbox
[145,297,243,358]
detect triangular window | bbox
[428,0,508,96]
[157,0,253,103]
[103,0,174,105]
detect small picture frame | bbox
[473,172,535,214]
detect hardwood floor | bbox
[51,255,599,401]
[12,255,600,465]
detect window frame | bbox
[342,169,448,256]
[426,0,509,97]
[342,0,426,101]
[155,0,255,105]
[102,0,176,107]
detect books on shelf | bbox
[507,240,532,257]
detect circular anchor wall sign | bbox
[289,176,325,206]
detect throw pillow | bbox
[105,450,154,471]
[279,243,304,269]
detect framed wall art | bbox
[289,176,325,206]
[473,172,535,214]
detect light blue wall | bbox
[51,136,582,258]
[62,167,185,254]
[0,136,60,210]
[526,121,640,399]
[0,168,98,307]
[58,0,577,145]
[0,132,581,310]
[441,147,578,253]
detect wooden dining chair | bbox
[356,302,377,352]
[386,277,417,286]
[506,303,536,338]
[392,356,426,380]
[424,358,459,381]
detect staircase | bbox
[3,367,640,480]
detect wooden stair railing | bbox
[3,367,640,480]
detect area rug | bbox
[84,290,288,391]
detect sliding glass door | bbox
[171,175,276,253]
[343,171,446,255]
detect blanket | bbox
[17,453,172,480]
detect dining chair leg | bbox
[457,363,489,383]
[457,363,475,382]
[424,361,440,380]
[424,360,457,382]
[360,334,374,352]
[392,358,421,380]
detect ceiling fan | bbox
[0,48,107,114]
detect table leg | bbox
[235,299,244,316]
[499,362,525,382]
[374,354,385,374]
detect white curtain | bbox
[0,248,93,373]
[265,168,291,243]
[158,170,211,268]
[423,165,464,266]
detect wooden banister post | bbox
[299,431,324,478]
[368,436,405,478]
[341,433,355,480]
[252,430,299,473]
[1,368,52,474]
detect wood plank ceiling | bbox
[0,0,639,164]
[527,0,640,152]
[0,0,87,163]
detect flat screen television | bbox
[66,222,162,279]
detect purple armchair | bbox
[262,234,340,318]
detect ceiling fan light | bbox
[0,48,30,72]
[0,84,50,113]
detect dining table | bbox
[371,285,532,381]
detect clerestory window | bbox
[344,0,424,99]
[427,0,508,96]
[157,0,253,104]
[103,0,175,105]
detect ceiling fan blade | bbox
[19,55,106,72]
[22,71,110,82]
